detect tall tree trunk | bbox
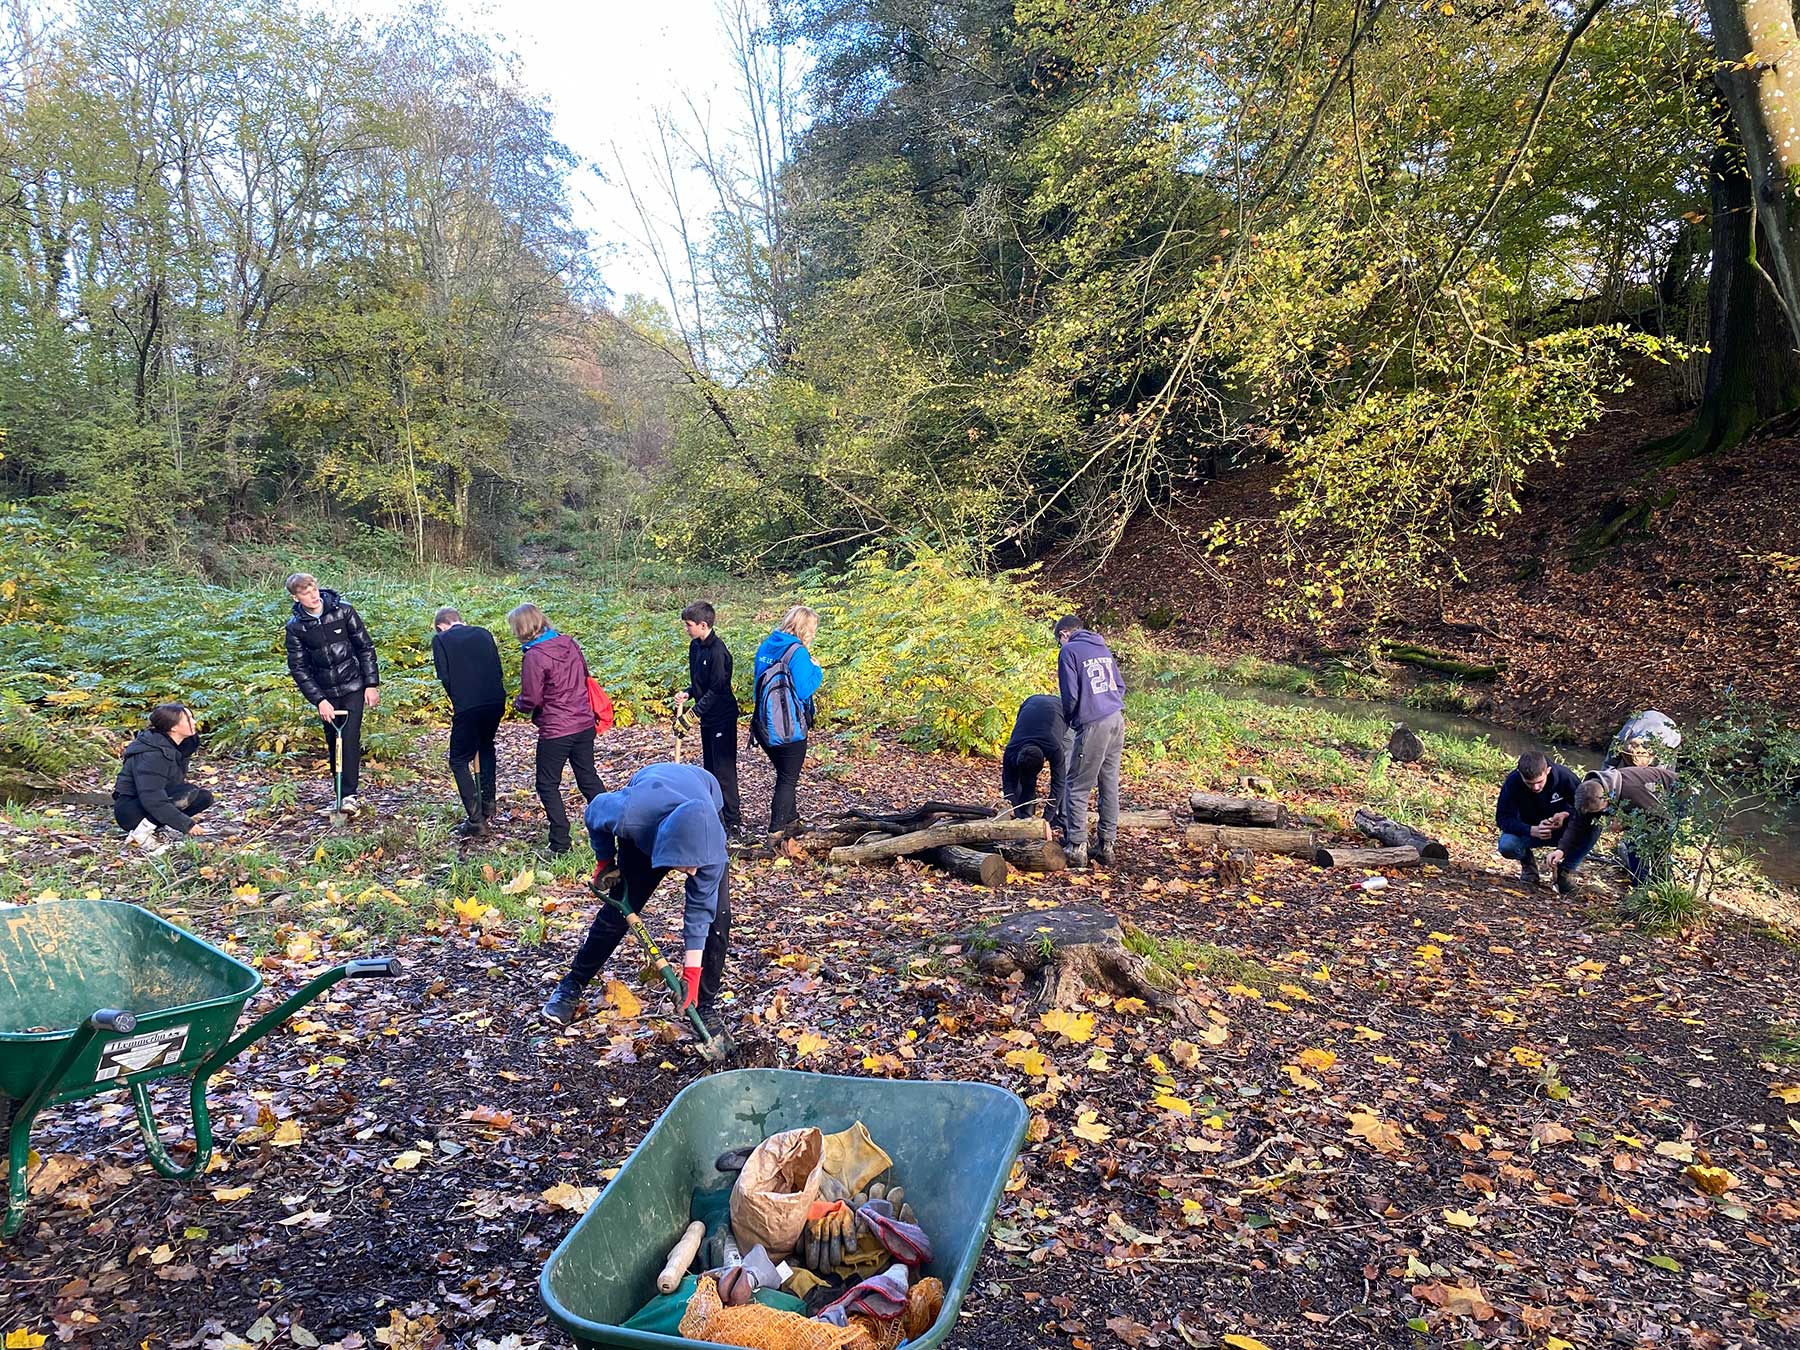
[1656,119,1800,459]
[1707,0,1800,336]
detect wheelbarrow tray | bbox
[539,1068,1028,1350]
[0,900,260,1103]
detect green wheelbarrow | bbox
[0,899,401,1238]
[540,1068,1029,1349]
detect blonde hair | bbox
[779,604,820,646]
[507,602,548,642]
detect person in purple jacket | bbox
[508,603,605,855]
[1055,615,1126,869]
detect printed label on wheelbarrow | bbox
[95,1024,190,1080]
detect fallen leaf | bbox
[1222,1337,1274,1350]
[500,868,536,896]
[1347,1110,1406,1155]
[1106,1315,1152,1346]
[541,1182,600,1214]
[390,1149,425,1171]
[271,1120,303,1147]
[1684,1164,1737,1196]
[1072,1111,1114,1144]
[210,1185,254,1203]
[1296,1047,1337,1072]
[1169,1039,1202,1069]
[604,979,643,1019]
[1770,1084,1800,1104]
[1040,1009,1096,1043]
[1441,1208,1479,1229]
[5,1331,49,1349]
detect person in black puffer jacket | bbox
[114,703,215,850]
[283,572,381,817]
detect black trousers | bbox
[699,719,741,831]
[448,705,503,818]
[115,785,215,833]
[568,840,730,1009]
[321,695,366,799]
[763,738,807,833]
[535,727,603,850]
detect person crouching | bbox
[541,762,732,1031]
[115,703,214,854]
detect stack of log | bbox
[1309,808,1450,869]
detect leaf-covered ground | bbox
[1063,396,1800,745]
[2,723,1797,1350]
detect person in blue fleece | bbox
[751,605,824,838]
[541,762,732,1028]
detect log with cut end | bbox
[1353,808,1449,860]
[827,817,1051,865]
[1189,792,1289,827]
[998,838,1068,872]
[1313,844,1422,869]
[1183,824,1318,856]
[921,845,1008,887]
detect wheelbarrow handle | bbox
[197,957,404,1077]
[91,1009,138,1034]
[345,958,403,978]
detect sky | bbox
[408,0,762,308]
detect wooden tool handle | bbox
[657,1220,707,1292]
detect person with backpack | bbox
[751,605,823,840]
[432,606,506,838]
[509,602,605,856]
[283,572,380,818]
[114,702,214,854]
[674,601,742,835]
[540,761,731,1031]
[1055,615,1126,869]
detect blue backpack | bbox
[752,645,809,748]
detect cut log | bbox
[997,838,1068,872]
[1183,824,1318,856]
[827,817,1050,866]
[1114,808,1182,830]
[1189,792,1289,827]
[921,846,1008,888]
[1353,808,1450,861]
[1313,844,1422,869]
[829,802,993,831]
[971,905,1179,1013]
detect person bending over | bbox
[541,762,731,1032]
[1002,693,1071,834]
[432,606,507,837]
[1547,764,1681,890]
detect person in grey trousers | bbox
[1055,615,1126,869]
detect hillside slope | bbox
[1063,397,1800,742]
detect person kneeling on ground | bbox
[1002,693,1070,834]
[115,703,214,853]
[1546,764,1681,890]
[1495,749,1580,888]
[541,762,731,1030]
[1055,615,1125,869]
[432,606,506,837]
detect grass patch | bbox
[1765,1023,1800,1064]
[1623,878,1706,933]
[1123,926,1277,991]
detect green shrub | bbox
[1623,878,1704,931]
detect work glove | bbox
[802,1199,857,1274]
[680,965,701,1014]
[590,860,619,898]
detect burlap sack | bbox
[729,1127,824,1261]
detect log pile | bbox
[803,802,1056,888]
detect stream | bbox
[1205,682,1800,889]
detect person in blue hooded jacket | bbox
[541,762,732,1028]
[750,605,824,838]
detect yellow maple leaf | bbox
[1196,1021,1229,1046]
[1442,1208,1479,1229]
[1153,1093,1193,1116]
[604,979,643,1019]
[390,1149,424,1171]
[541,1182,600,1213]
[5,1330,49,1349]
[1771,1084,1800,1104]
[451,896,487,925]
[210,1185,253,1203]
[500,867,537,895]
[1222,1336,1274,1350]
[1072,1111,1113,1144]
[794,1032,829,1059]
[1684,1164,1737,1196]
[1112,997,1149,1015]
[1169,1039,1202,1069]
[1296,1047,1337,1072]
[1547,1339,1574,1350]
[271,1120,303,1147]
[1004,1048,1050,1077]
[1347,1111,1405,1155]
[1040,1009,1096,1043]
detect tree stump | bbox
[1387,724,1426,763]
[1213,848,1253,886]
[973,905,1175,1012]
